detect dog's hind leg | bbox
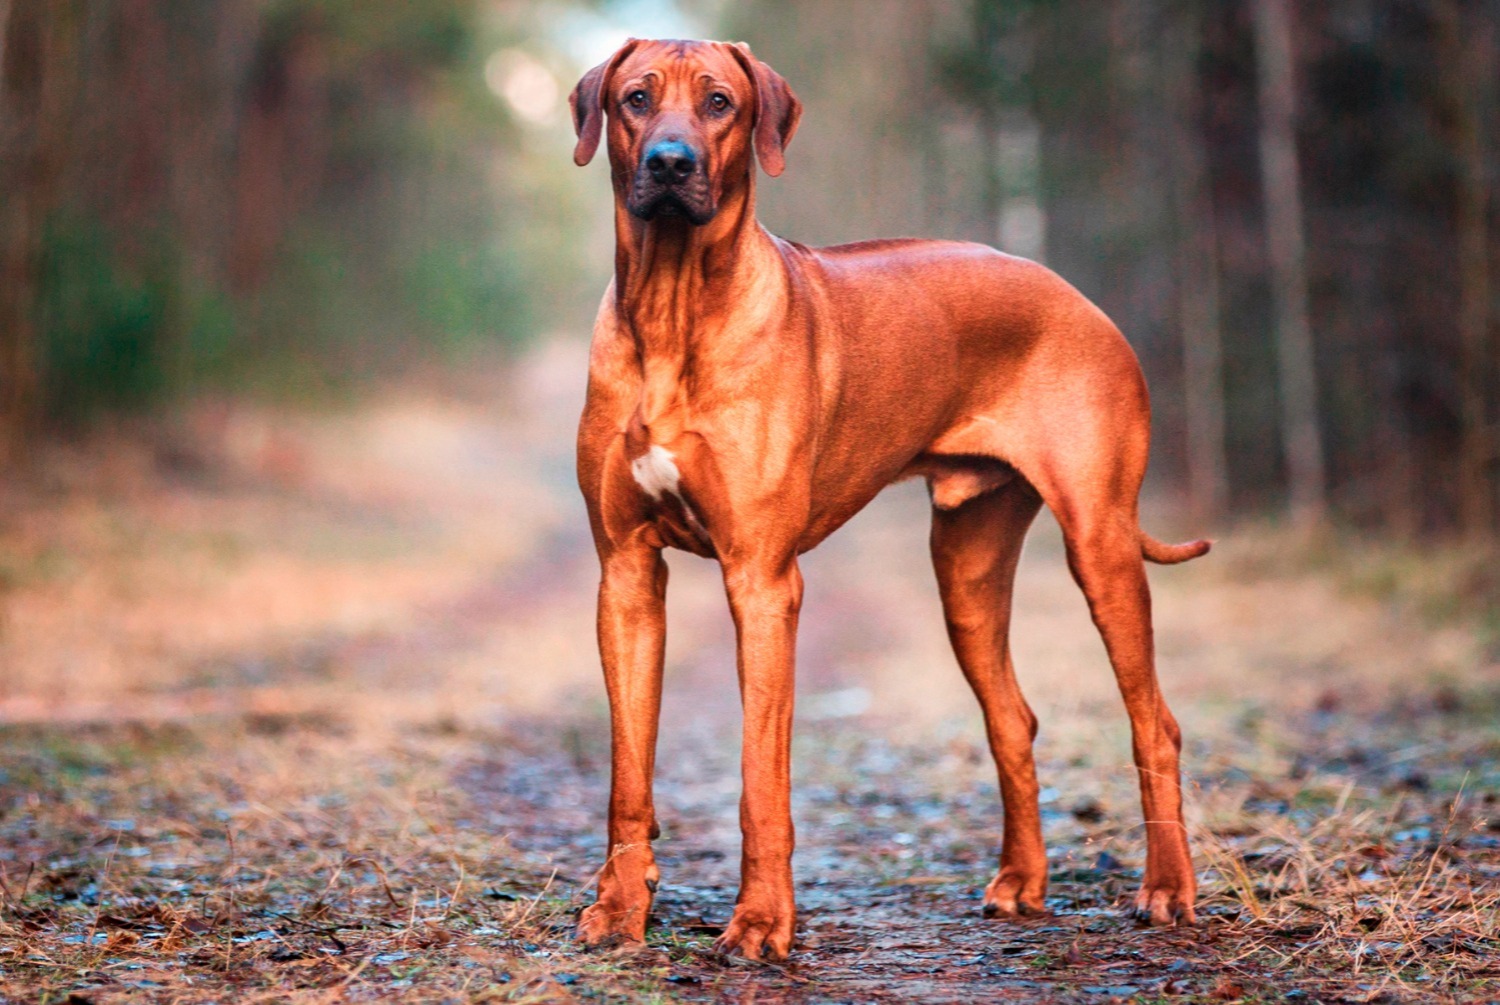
[930,479,1048,917]
[1022,424,1198,925]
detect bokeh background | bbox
[3,0,1498,539]
[2,2,1499,1000]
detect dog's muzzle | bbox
[628,139,715,225]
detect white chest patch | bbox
[630,445,707,536]
[631,445,682,501]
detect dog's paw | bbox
[576,898,650,949]
[577,851,659,949]
[980,868,1048,919]
[1130,879,1197,926]
[712,901,796,962]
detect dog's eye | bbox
[708,92,731,112]
[626,90,649,111]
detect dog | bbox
[570,38,1209,961]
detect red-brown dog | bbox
[571,38,1209,961]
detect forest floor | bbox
[0,343,1497,1004]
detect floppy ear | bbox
[569,39,640,167]
[730,43,802,177]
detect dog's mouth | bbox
[627,180,717,226]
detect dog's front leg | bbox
[713,556,803,961]
[577,542,668,949]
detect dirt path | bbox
[0,344,1496,1003]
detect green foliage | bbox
[18,0,599,417]
[933,0,1035,109]
[402,240,531,351]
[180,283,241,384]
[234,227,374,398]
[38,214,172,423]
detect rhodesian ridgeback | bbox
[570,38,1210,960]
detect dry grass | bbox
[1,345,1496,1002]
[1190,764,1499,996]
[2,705,1494,1002]
[0,721,678,1002]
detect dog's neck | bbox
[613,173,782,435]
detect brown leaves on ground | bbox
[1,357,1497,1003]
[2,710,1495,1003]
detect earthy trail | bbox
[0,344,1495,1002]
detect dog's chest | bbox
[622,432,715,555]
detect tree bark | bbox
[1252,0,1326,527]
[972,3,1005,249]
[1165,3,1228,524]
[1435,0,1494,541]
[0,0,46,466]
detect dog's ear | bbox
[730,43,802,177]
[569,39,640,167]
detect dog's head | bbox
[569,39,801,225]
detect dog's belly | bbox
[617,427,1012,560]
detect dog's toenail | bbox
[981,903,1000,919]
[645,878,658,893]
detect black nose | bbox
[645,140,697,184]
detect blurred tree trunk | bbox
[0,1,77,465]
[1165,3,1228,524]
[1252,0,1325,527]
[910,1,947,236]
[1,0,41,466]
[1434,0,1495,541]
[115,0,172,247]
[978,100,1003,248]
[972,3,1004,247]
[229,20,330,293]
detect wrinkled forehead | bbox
[612,39,751,97]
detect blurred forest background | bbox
[2,0,1498,538]
[4,4,1500,998]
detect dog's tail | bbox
[1139,531,1212,565]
